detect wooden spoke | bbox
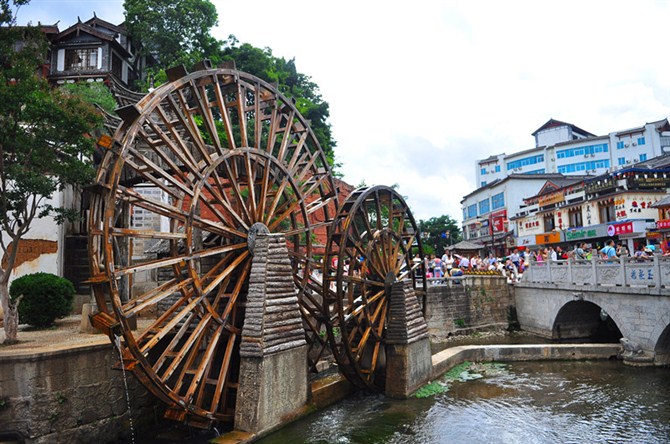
[322,186,426,390]
[88,66,339,427]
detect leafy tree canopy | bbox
[121,1,338,171]
[219,36,338,169]
[124,0,220,69]
[0,3,102,342]
[60,82,118,114]
[419,215,461,256]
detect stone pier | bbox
[385,280,432,398]
[234,233,308,434]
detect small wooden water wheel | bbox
[322,186,427,390]
[87,62,338,426]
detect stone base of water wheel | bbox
[385,280,432,398]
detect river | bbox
[255,359,670,444]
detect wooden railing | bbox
[521,255,670,289]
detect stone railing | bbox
[521,255,670,289]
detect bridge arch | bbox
[655,324,670,366]
[552,300,623,342]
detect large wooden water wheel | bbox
[87,63,338,426]
[322,186,427,390]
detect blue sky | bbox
[13,0,670,222]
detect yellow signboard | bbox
[535,232,561,245]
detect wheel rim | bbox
[88,66,338,424]
[323,186,426,389]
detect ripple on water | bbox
[255,361,670,444]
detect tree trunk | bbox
[0,281,19,344]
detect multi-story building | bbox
[460,173,568,254]
[461,119,670,252]
[46,15,150,90]
[511,153,670,252]
[476,118,670,187]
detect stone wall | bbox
[424,276,515,340]
[0,344,159,443]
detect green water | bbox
[256,360,670,444]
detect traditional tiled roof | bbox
[532,118,596,138]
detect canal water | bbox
[256,359,670,444]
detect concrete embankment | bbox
[431,343,622,379]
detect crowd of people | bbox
[422,251,522,283]
[421,239,669,285]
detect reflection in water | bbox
[257,360,670,444]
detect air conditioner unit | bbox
[625,143,629,147]
[634,158,639,163]
[591,153,596,157]
[632,142,637,146]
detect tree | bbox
[220,37,339,171]
[124,0,220,70]
[0,7,102,343]
[122,2,339,171]
[419,215,461,256]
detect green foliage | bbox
[124,0,220,69]
[9,273,75,327]
[454,318,466,328]
[419,215,461,256]
[0,23,102,244]
[60,82,118,114]
[414,380,449,398]
[219,37,338,171]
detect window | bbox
[478,199,490,215]
[64,48,98,71]
[639,153,647,161]
[637,137,646,146]
[556,143,609,159]
[481,181,487,187]
[598,201,616,223]
[112,53,122,79]
[495,165,501,173]
[507,154,544,171]
[568,208,583,228]
[462,208,467,221]
[617,141,625,149]
[467,204,477,219]
[480,168,486,175]
[543,213,555,232]
[618,157,626,166]
[491,192,505,210]
[525,168,545,174]
[557,159,610,174]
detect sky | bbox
[12,0,670,223]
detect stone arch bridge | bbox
[516,257,670,366]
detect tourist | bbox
[433,256,444,279]
[510,249,521,270]
[600,239,618,260]
[573,242,586,260]
[549,246,558,262]
[442,251,455,274]
[616,242,629,258]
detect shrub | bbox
[9,272,75,328]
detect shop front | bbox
[651,219,670,253]
[564,223,611,248]
[606,219,649,254]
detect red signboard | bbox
[658,219,670,230]
[607,221,634,236]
